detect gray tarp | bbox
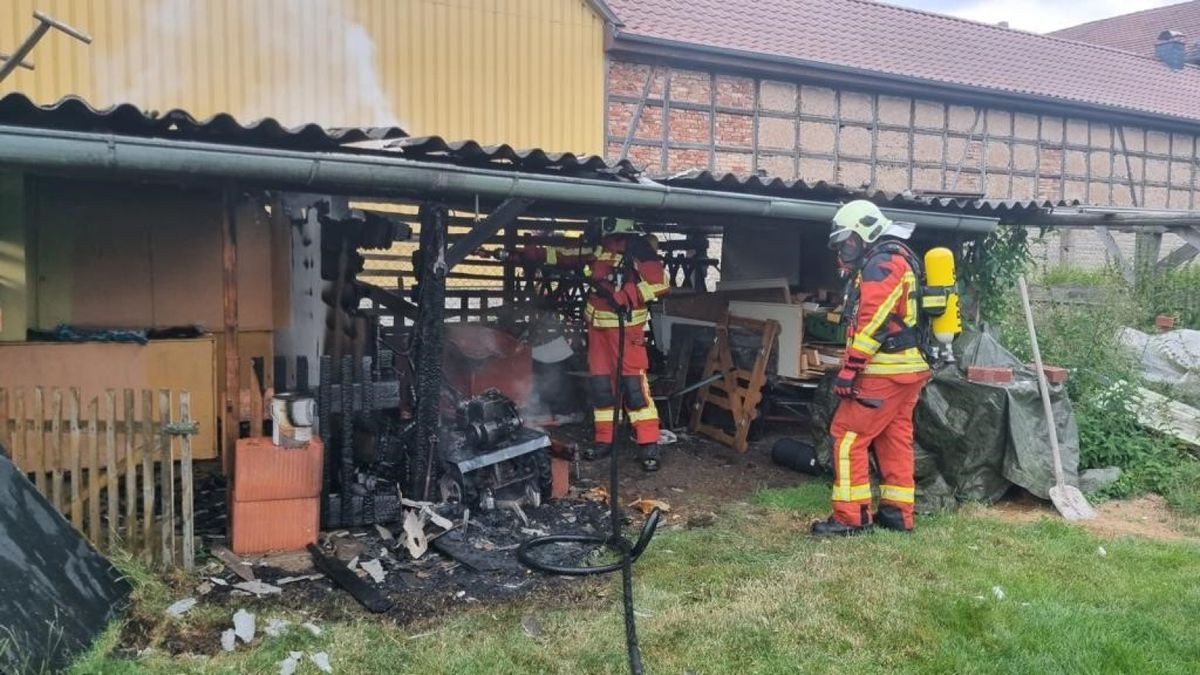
[0,451,129,673]
[812,332,1081,511]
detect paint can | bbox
[270,393,316,448]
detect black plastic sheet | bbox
[812,332,1080,511]
[0,452,129,673]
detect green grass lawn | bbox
[73,481,1200,674]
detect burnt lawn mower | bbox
[439,389,551,510]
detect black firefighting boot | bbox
[874,505,913,533]
[638,443,661,472]
[811,505,872,537]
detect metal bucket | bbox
[270,393,316,448]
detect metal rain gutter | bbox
[0,125,998,234]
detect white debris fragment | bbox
[375,524,394,541]
[455,590,467,599]
[165,598,197,618]
[233,581,282,596]
[265,618,292,638]
[967,545,980,551]
[360,559,387,584]
[422,506,455,532]
[277,574,324,585]
[1097,546,1108,557]
[310,651,334,673]
[210,577,229,586]
[520,527,549,537]
[196,582,214,596]
[220,629,237,652]
[992,586,1005,601]
[302,622,323,637]
[347,556,360,571]
[279,651,303,675]
[233,609,257,644]
[402,510,429,559]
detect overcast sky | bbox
[889,0,1183,33]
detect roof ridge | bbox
[836,0,1197,67]
[1049,0,1200,35]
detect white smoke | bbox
[94,0,401,128]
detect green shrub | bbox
[989,264,1199,513]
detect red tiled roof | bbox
[1051,1,1200,58]
[606,0,1200,125]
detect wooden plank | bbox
[123,389,137,540]
[123,390,137,545]
[141,390,155,561]
[30,386,44,492]
[50,389,64,513]
[180,391,194,572]
[32,387,45,495]
[222,189,241,476]
[87,398,101,547]
[12,390,24,475]
[0,388,8,453]
[69,389,82,530]
[105,390,119,551]
[159,389,175,566]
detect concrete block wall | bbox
[606,59,1200,268]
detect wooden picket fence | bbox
[0,387,198,570]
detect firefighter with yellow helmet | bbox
[511,217,671,471]
[812,200,933,536]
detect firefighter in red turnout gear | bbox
[515,218,670,471]
[812,200,931,536]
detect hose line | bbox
[518,279,661,675]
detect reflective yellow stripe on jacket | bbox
[586,304,649,328]
[854,268,928,375]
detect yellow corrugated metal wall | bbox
[1,0,606,153]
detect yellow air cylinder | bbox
[924,247,962,348]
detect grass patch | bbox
[75,483,1200,674]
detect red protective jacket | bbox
[520,234,670,327]
[844,243,929,377]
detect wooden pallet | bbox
[688,314,780,453]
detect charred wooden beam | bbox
[443,197,534,269]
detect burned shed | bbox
[0,92,1059,561]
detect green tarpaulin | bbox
[812,332,1080,511]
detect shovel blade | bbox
[1049,485,1097,521]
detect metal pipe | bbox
[0,124,998,234]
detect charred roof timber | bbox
[1156,30,1189,69]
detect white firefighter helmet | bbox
[828,200,914,248]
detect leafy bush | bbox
[989,263,1200,513]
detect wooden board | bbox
[0,338,218,461]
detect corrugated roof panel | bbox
[345,136,639,176]
[0,93,407,150]
[659,169,1075,221]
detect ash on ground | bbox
[201,497,618,624]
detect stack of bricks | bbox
[230,437,324,554]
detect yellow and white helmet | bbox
[828,200,914,248]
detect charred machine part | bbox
[439,389,551,510]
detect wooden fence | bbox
[0,387,197,570]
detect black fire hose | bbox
[518,279,661,675]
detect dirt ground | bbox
[982,491,1200,542]
[552,423,806,521]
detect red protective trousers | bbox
[588,325,660,446]
[829,372,929,528]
